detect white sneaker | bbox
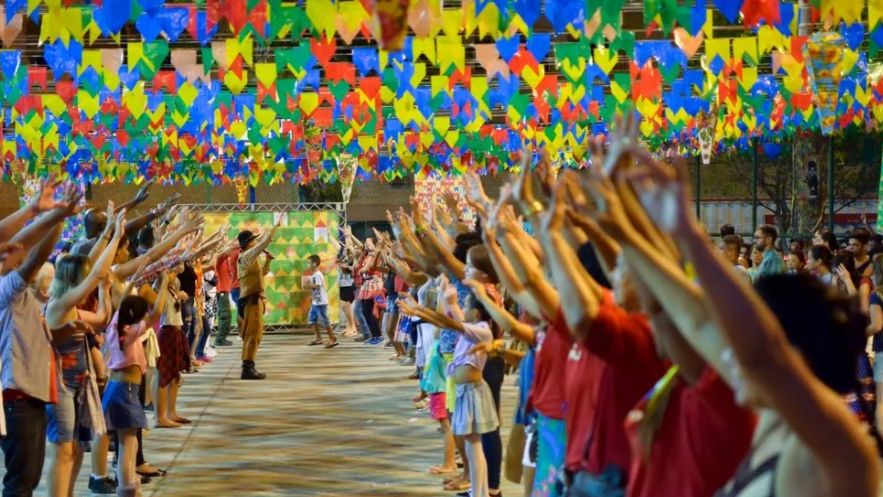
[399,357,415,366]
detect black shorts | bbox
[340,286,355,303]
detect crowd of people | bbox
[3,117,883,497]
[333,117,883,497]
[0,180,285,497]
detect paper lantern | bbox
[372,0,411,51]
[336,154,357,203]
[695,107,718,165]
[804,32,847,136]
[234,176,249,205]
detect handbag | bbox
[504,423,526,484]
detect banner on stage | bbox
[203,210,339,326]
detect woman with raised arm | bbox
[44,208,127,497]
[402,274,498,497]
[625,148,880,497]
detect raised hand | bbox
[113,209,128,238]
[133,180,154,205]
[30,175,64,213]
[58,183,85,217]
[624,152,692,235]
[580,167,632,241]
[602,112,642,176]
[156,192,180,214]
[539,178,567,235]
[105,200,116,225]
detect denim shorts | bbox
[308,304,329,327]
[102,381,147,431]
[46,384,90,445]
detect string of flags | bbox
[0,0,880,187]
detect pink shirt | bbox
[106,313,148,374]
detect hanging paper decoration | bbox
[234,176,249,205]
[336,154,357,203]
[804,31,847,136]
[0,0,877,186]
[371,0,411,51]
[695,106,718,165]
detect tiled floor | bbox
[17,333,522,496]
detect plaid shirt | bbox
[131,253,186,288]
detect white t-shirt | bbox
[311,271,329,306]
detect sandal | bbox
[428,465,456,475]
[136,467,167,478]
[443,474,464,484]
[308,339,324,346]
[324,341,339,349]
[443,479,470,491]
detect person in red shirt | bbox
[212,242,239,347]
[544,173,750,497]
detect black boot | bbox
[241,360,266,380]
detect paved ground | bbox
[17,333,521,496]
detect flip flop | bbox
[171,417,192,424]
[324,341,339,349]
[308,339,324,346]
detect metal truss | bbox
[179,202,346,213]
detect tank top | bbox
[715,417,788,497]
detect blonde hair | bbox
[33,263,55,301]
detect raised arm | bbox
[580,165,735,385]
[12,184,83,251]
[115,214,203,278]
[0,177,64,243]
[464,279,536,345]
[51,211,127,314]
[497,216,559,317]
[76,278,112,329]
[538,182,602,333]
[239,222,279,268]
[481,227,542,320]
[19,223,63,284]
[148,273,171,324]
[632,154,880,496]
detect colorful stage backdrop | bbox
[203,210,340,326]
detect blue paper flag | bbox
[513,0,541,27]
[119,66,142,90]
[157,6,189,42]
[496,37,520,63]
[95,0,132,35]
[774,3,794,36]
[841,23,864,51]
[713,0,742,24]
[136,13,163,43]
[44,41,82,79]
[0,51,20,80]
[544,0,584,33]
[193,11,217,45]
[5,0,25,22]
[690,1,707,36]
[352,47,380,76]
[526,34,551,63]
[138,0,165,17]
